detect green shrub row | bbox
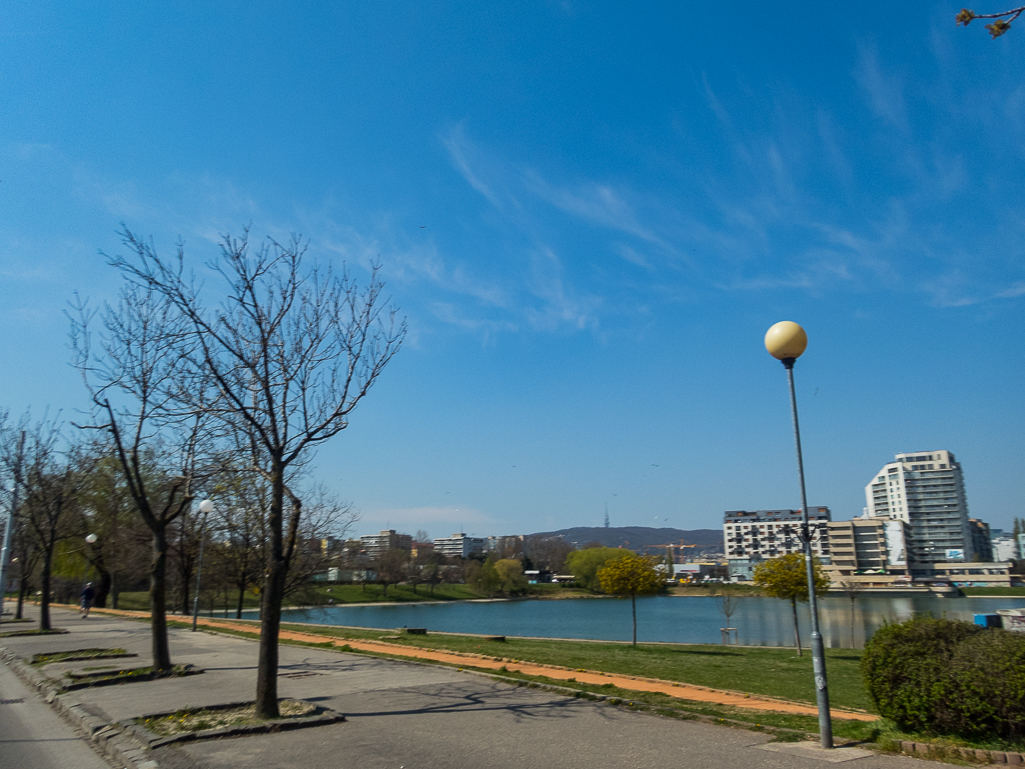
[862,616,1025,741]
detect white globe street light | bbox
[85,534,98,545]
[764,321,833,749]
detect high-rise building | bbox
[864,451,973,564]
[969,519,994,562]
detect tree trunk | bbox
[178,541,192,616]
[150,526,172,671]
[255,468,287,720]
[39,546,53,631]
[94,569,112,609]
[849,596,856,649]
[236,585,245,619]
[791,597,802,657]
[16,575,27,619]
[631,593,637,646]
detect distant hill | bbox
[528,526,722,550]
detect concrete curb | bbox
[896,739,1025,765]
[120,701,345,749]
[1,644,347,769]
[0,645,160,769]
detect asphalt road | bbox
[0,655,112,769]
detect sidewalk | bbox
[1,607,956,769]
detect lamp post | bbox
[191,499,213,631]
[0,432,25,623]
[84,533,98,584]
[0,484,19,623]
[764,321,833,749]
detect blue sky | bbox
[2,1,1024,540]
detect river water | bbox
[255,594,1024,648]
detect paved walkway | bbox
[1,608,953,769]
[0,647,113,769]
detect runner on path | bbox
[79,582,95,618]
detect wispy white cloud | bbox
[441,124,506,209]
[995,282,1025,300]
[701,71,732,127]
[854,43,908,131]
[524,246,600,331]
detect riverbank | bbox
[98,582,604,613]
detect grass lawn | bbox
[668,584,765,597]
[272,621,873,713]
[961,586,1025,596]
[485,669,881,742]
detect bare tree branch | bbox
[956,6,1025,37]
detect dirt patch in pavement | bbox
[91,608,877,722]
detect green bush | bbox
[862,616,1025,741]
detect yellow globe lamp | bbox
[764,321,807,363]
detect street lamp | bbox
[764,321,833,749]
[191,499,214,631]
[0,484,17,622]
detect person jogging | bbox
[80,582,95,618]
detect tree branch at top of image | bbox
[956,6,1025,37]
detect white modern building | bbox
[864,451,974,564]
[359,529,412,559]
[992,530,1021,562]
[433,533,487,559]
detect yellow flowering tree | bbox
[753,553,830,657]
[598,554,663,646]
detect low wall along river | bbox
[242,594,1025,648]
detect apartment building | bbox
[359,529,413,559]
[433,532,487,559]
[864,450,974,564]
[724,507,831,580]
[826,518,909,576]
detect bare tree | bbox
[108,227,405,718]
[76,452,142,609]
[70,283,209,672]
[11,421,91,631]
[710,585,742,644]
[524,535,574,573]
[837,580,863,649]
[376,549,409,597]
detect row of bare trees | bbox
[0,419,359,627]
[0,225,404,720]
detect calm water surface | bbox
[249,594,1025,648]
